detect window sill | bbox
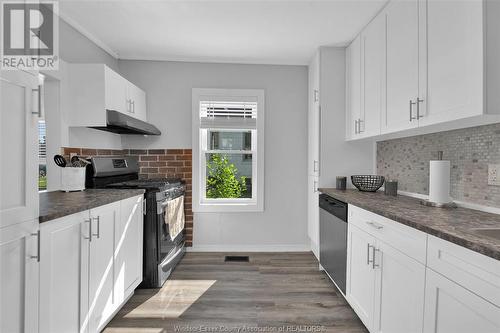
[194,202,264,213]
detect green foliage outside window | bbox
[206,154,246,198]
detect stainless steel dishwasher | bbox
[319,193,348,295]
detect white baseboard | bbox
[187,244,311,252]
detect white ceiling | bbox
[59,0,387,65]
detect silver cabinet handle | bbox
[31,86,42,117]
[126,99,132,113]
[417,98,424,119]
[314,89,319,102]
[366,221,384,230]
[313,180,319,193]
[409,100,417,121]
[367,244,374,265]
[354,119,359,134]
[143,199,147,215]
[313,160,319,173]
[372,248,380,269]
[358,118,364,133]
[84,218,92,241]
[92,216,100,239]
[131,100,135,113]
[30,230,40,262]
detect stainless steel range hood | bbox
[90,110,161,136]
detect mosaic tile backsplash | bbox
[377,123,500,208]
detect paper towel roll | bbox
[429,160,451,204]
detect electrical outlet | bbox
[488,164,500,186]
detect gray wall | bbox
[377,123,500,208]
[119,60,309,250]
[59,19,119,71]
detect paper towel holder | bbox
[420,150,457,208]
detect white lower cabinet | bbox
[39,211,89,333]
[346,225,376,329]
[346,223,425,333]
[373,240,425,333]
[423,268,500,333]
[115,195,143,304]
[88,202,120,333]
[38,195,144,333]
[0,220,40,333]
[346,204,500,333]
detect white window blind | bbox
[199,100,258,129]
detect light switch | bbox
[488,164,500,186]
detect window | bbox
[38,120,47,191]
[192,89,264,212]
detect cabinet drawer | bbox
[349,204,427,264]
[427,235,500,306]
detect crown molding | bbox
[117,54,309,66]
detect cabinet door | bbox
[39,211,90,333]
[104,66,128,114]
[346,224,376,330]
[128,83,147,122]
[88,202,119,333]
[373,240,425,333]
[308,52,320,176]
[115,196,143,304]
[0,220,39,333]
[307,175,319,258]
[0,70,39,228]
[360,13,385,138]
[418,0,484,126]
[384,0,419,133]
[423,268,500,333]
[346,36,362,139]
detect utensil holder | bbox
[60,167,86,192]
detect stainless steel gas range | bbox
[86,156,185,288]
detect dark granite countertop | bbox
[319,188,500,261]
[39,189,145,223]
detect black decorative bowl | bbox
[351,175,385,192]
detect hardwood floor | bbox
[104,252,367,333]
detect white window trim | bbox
[192,88,265,213]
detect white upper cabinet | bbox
[360,13,385,138]
[346,0,500,141]
[104,66,129,116]
[346,36,362,139]
[0,70,40,228]
[68,64,148,127]
[418,0,484,126]
[384,0,420,134]
[127,82,148,122]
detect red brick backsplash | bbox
[62,147,193,246]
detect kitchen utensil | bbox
[70,155,91,168]
[351,175,385,192]
[54,155,67,168]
